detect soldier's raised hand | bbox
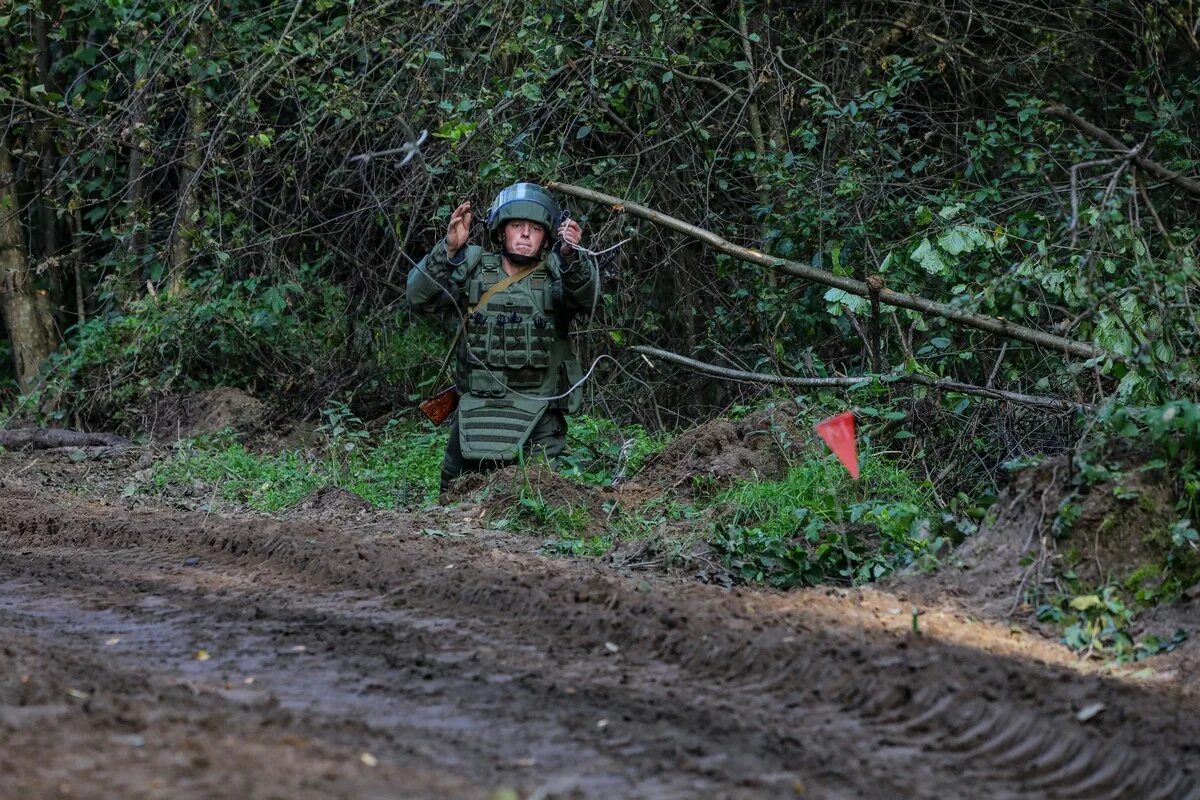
[445,200,472,257]
[557,217,583,259]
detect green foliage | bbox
[484,471,601,555]
[541,533,612,558]
[330,413,446,507]
[1078,399,1200,578]
[710,453,939,587]
[557,415,672,486]
[4,0,1200,608]
[29,268,349,423]
[149,416,446,512]
[1027,415,1200,662]
[1037,584,1188,663]
[151,437,326,513]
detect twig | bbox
[346,130,428,165]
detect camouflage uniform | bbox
[406,183,600,492]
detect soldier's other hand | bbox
[445,201,472,257]
[557,218,583,259]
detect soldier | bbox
[407,182,600,494]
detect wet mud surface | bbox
[2,488,1199,798]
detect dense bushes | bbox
[1,1,1197,498]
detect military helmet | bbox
[485,182,562,244]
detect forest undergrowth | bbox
[3,1,1200,664]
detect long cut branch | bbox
[549,182,1112,361]
[631,345,1089,412]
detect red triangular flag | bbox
[814,411,859,479]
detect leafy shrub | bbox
[710,453,939,587]
[1037,584,1188,663]
[31,267,349,425]
[558,414,672,486]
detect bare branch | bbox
[1045,105,1200,199]
[631,346,1089,412]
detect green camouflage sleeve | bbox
[406,238,477,316]
[555,250,600,317]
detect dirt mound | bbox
[143,387,264,442]
[900,455,1182,619]
[285,484,372,519]
[447,462,600,519]
[643,401,804,491]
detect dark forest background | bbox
[2,0,1199,494]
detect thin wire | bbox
[402,220,626,402]
[414,246,628,403]
[568,237,631,257]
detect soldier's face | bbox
[504,219,545,256]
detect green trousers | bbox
[439,408,568,494]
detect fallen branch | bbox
[0,428,131,450]
[631,345,1089,412]
[548,182,1112,361]
[1044,105,1200,200]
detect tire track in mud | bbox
[1,490,1199,799]
[0,549,825,798]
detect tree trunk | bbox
[124,31,150,291]
[169,21,211,296]
[738,0,772,275]
[34,1,59,259]
[70,205,87,324]
[0,139,58,391]
[34,0,64,316]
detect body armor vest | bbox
[456,252,583,461]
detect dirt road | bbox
[1,487,1198,799]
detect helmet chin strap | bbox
[502,249,543,267]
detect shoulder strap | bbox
[469,261,543,315]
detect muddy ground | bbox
[2,447,1200,799]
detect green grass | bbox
[149,418,446,513]
[339,422,446,507]
[709,451,940,588]
[558,414,672,486]
[147,406,943,591]
[151,439,327,512]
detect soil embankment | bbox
[1,486,1198,798]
